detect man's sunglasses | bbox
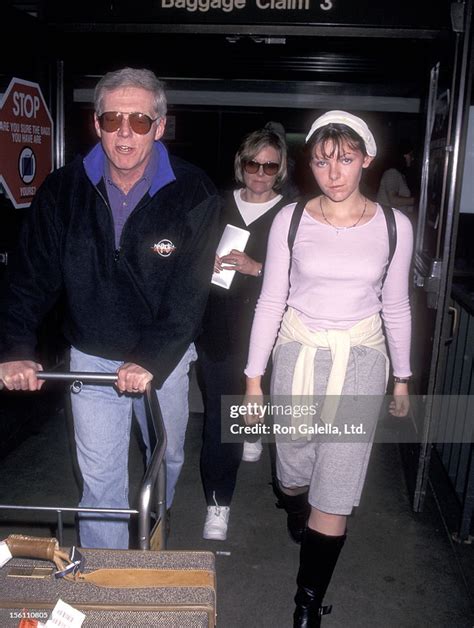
[243,159,280,176]
[98,111,159,135]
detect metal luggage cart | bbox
[0,371,167,550]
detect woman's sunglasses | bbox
[243,159,280,176]
[98,111,158,135]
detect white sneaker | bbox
[242,438,263,462]
[203,496,230,541]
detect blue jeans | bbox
[70,344,196,549]
[133,344,197,507]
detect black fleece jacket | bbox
[0,151,220,388]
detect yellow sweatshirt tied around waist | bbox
[273,307,389,435]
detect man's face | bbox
[94,87,165,183]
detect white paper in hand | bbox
[211,224,250,289]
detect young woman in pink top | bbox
[244,111,413,627]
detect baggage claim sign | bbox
[155,0,334,15]
[0,78,53,209]
[145,0,447,25]
[158,0,333,12]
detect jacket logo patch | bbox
[151,239,176,257]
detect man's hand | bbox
[116,362,153,394]
[0,360,44,391]
[389,382,410,417]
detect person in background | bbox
[197,128,290,541]
[0,67,220,549]
[264,121,300,201]
[245,111,412,625]
[376,142,416,215]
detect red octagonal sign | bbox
[0,78,54,208]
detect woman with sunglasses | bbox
[197,128,291,541]
[244,111,413,625]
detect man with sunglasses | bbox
[0,67,220,549]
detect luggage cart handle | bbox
[0,370,118,391]
[38,371,118,393]
[39,371,118,383]
[0,371,167,550]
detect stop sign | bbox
[0,77,54,209]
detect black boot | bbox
[273,480,310,544]
[293,527,346,628]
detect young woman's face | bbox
[309,139,373,202]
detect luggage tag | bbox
[44,599,85,627]
[0,539,13,567]
[54,547,85,580]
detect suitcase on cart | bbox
[0,547,216,627]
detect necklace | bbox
[319,196,367,233]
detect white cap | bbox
[305,110,377,157]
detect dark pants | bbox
[198,348,246,506]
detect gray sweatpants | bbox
[271,342,387,515]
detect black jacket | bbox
[0,145,220,387]
[198,191,289,362]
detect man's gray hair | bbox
[94,67,167,118]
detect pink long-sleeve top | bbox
[245,202,413,379]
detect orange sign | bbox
[0,78,53,208]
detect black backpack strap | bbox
[380,204,397,285]
[287,200,306,253]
